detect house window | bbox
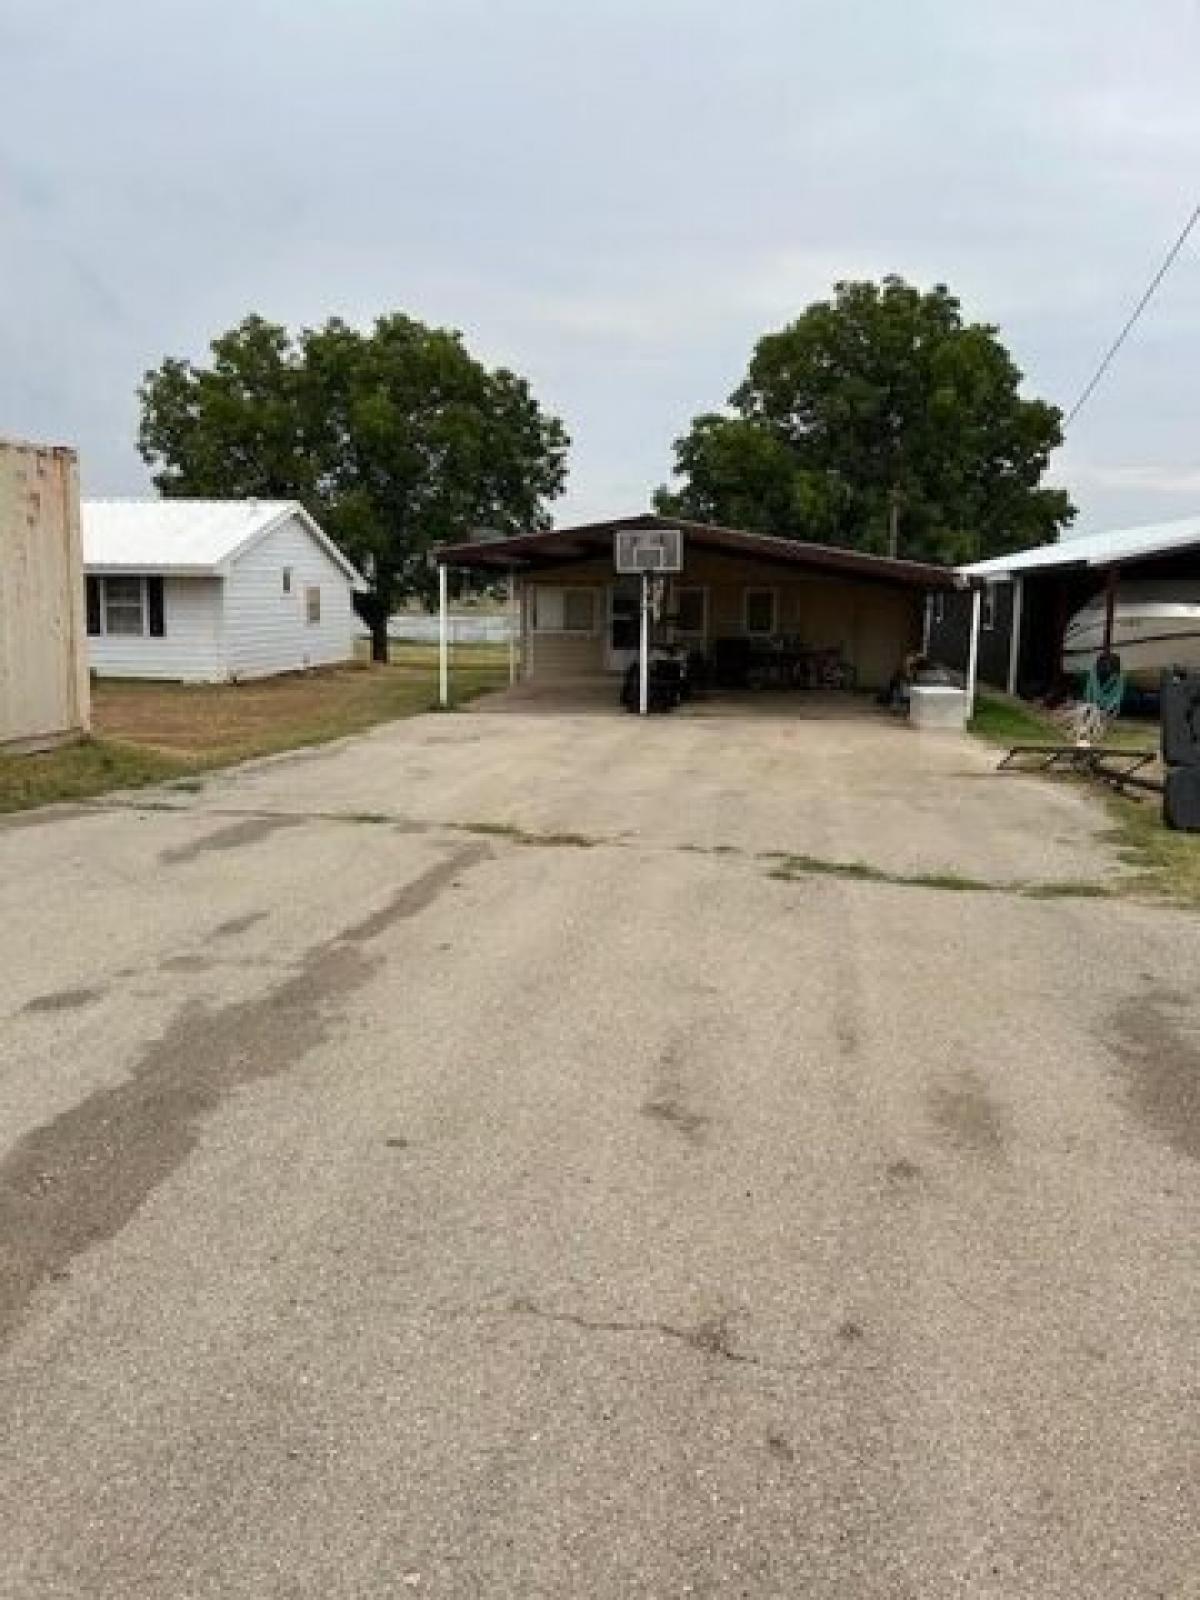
[981,583,997,630]
[744,588,777,636]
[533,587,597,633]
[85,575,166,638]
[306,585,321,624]
[103,575,146,636]
[282,567,293,595]
[673,586,707,635]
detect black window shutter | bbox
[86,576,101,636]
[147,576,165,637]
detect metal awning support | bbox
[965,587,982,716]
[1007,577,1024,696]
[1103,565,1120,655]
[438,561,449,708]
[508,567,517,686]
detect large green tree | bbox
[656,277,1073,563]
[138,313,569,658]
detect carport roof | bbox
[436,514,965,590]
[963,513,1200,581]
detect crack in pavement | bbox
[498,1297,884,1382]
[507,1297,765,1368]
[74,798,1127,901]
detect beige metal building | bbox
[0,439,90,751]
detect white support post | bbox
[438,562,449,708]
[508,568,517,686]
[638,572,650,716]
[965,586,982,718]
[1006,577,1023,697]
[921,593,933,654]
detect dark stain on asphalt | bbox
[641,1044,708,1145]
[927,1071,1009,1159]
[0,804,99,833]
[21,985,106,1015]
[765,1429,795,1463]
[211,910,269,939]
[0,842,488,1349]
[1110,990,1200,1163]
[837,1318,865,1343]
[158,815,304,866]
[835,1015,860,1059]
[158,953,220,974]
[886,1157,923,1184]
[340,849,482,941]
[642,1092,708,1143]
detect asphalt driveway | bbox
[1,701,1197,1597]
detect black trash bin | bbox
[620,658,684,712]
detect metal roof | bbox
[437,513,964,590]
[963,513,1200,581]
[82,499,364,585]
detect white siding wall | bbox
[87,576,225,681]
[225,514,358,678]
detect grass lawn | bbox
[969,689,1158,751]
[970,690,1200,906]
[968,692,1062,747]
[1102,793,1200,907]
[0,645,509,816]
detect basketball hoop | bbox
[614,528,684,574]
[614,530,683,715]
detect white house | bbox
[82,500,365,682]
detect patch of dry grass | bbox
[0,740,189,815]
[2,647,508,815]
[92,653,506,763]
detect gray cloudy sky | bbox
[3,0,1199,535]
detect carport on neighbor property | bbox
[434,514,978,710]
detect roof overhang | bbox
[436,514,967,591]
[962,515,1200,582]
[84,563,220,578]
[81,500,369,591]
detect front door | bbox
[606,579,640,672]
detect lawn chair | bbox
[1063,653,1125,745]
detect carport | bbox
[928,514,1200,698]
[435,514,969,710]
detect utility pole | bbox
[887,487,900,560]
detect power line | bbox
[1064,198,1200,428]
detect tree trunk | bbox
[370,612,389,664]
[354,571,394,665]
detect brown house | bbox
[437,514,965,696]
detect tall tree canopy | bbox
[138,313,569,657]
[656,277,1073,564]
